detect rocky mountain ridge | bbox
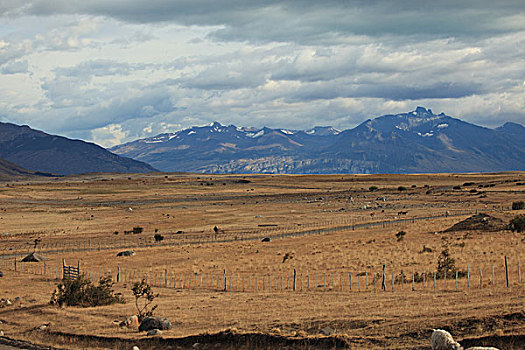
[110,107,525,174]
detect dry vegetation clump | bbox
[508,215,525,233]
[50,275,123,307]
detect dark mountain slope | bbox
[0,122,157,175]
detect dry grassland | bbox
[0,172,524,349]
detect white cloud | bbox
[0,1,522,147]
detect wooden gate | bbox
[62,259,80,280]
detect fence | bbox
[0,209,479,258]
[62,259,80,280]
[1,256,522,295]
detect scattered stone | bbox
[120,315,139,329]
[192,343,200,349]
[132,347,140,350]
[37,324,48,331]
[0,330,3,336]
[116,250,135,257]
[147,329,162,336]
[321,326,335,336]
[139,316,172,332]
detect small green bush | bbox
[453,185,461,190]
[368,186,378,192]
[51,275,123,307]
[512,201,524,210]
[397,186,407,191]
[133,226,143,234]
[509,215,525,233]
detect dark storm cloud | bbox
[5,1,525,44]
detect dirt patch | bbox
[443,213,507,232]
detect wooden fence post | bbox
[117,266,120,283]
[444,271,447,290]
[492,264,495,287]
[504,256,509,288]
[293,269,296,291]
[392,272,394,292]
[455,271,458,291]
[480,268,483,289]
[349,272,352,291]
[467,265,470,288]
[519,262,522,284]
[433,272,436,292]
[223,269,226,291]
[381,265,386,291]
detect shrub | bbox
[154,233,164,242]
[132,279,158,322]
[51,275,122,307]
[395,231,406,242]
[397,186,407,191]
[512,201,525,210]
[509,215,525,233]
[133,226,143,234]
[453,185,461,190]
[436,247,466,278]
[463,182,475,186]
[368,186,378,192]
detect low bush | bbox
[395,231,406,242]
[509,215,525,233]
[512,201,524,210]
[51,275,123,307]
[368,186,378,192]
[397,186,407,191]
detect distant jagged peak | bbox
[306,126,340,135]
[412,106,434,116]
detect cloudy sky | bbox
[0,1,524,147]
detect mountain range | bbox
[0,121,157,176]
[110,107,525,174]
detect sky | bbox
[0,1,524,147]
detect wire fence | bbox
[1,256,522,294]
[0,208,482,258]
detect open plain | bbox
[0,172,524,349]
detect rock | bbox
[121,315,139,329]
[132,347,140,350]
[192,343,200,349]
[116,250,135,257]
[465,348,499,350]
[37,324,48,331]
[321,326,335,336]
[147,329,162,336]
[0,330,3,336]
[139,316,172,332]
[0,271,3,277]
[261,237,271,242]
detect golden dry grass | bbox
[0,172,524,349]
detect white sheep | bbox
[431,329,500,350]
[431,329,462,350]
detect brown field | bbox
[0,172,524,349]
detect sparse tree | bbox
[131,279,158,322]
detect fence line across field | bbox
[0,209,483,258]
[1,256,523,295]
